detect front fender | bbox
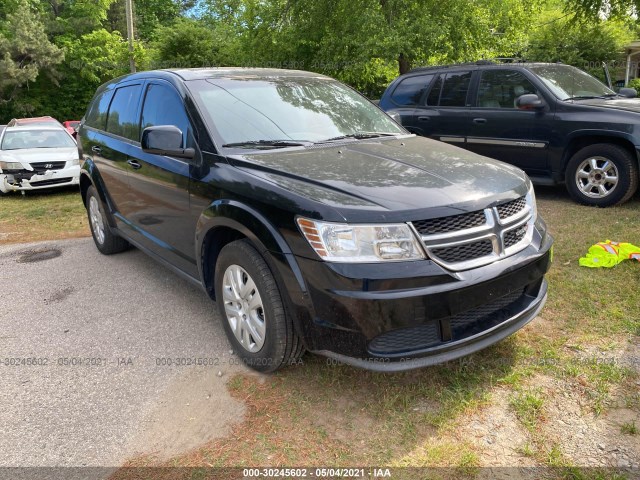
[196,199,308,298]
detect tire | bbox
[85,185,129,254]
[214,239,303,373]
[565,143,638,207]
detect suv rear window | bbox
[438,72,472,107]
[106,84,142,141]
[390,75,434,106]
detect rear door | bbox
[413,70,473,145]
[382,73,436,135]
[465,69,550,173]
[124,80,199,276]
[84,82,143,224]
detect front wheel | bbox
[214,239,303,373]
[565,144,638,207]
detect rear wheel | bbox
[85,185,129,254]
[566,144,638,207]
[214,239,303,373]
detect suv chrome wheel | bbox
[222,264,266,352]
[575,156,618,198]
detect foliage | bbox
[1,0,639,121]
[0,0,64,107]
[524,5,634,80]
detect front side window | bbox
[141,83,192,147]
[188,77,405,145]
[390,74,434,106]
[477,70,538,108]
[106,85,142,141]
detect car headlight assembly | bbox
[0,161,23,171]
[297,217,426,262]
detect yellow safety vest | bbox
[579,240,640,268]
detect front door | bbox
[125,81,200,276]
[465,69,552,175]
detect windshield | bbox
[528,65,615,100]
[189,76,405,146]
[1,129,76,150]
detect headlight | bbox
[0,161,23,171]
[297,217,426,262]
[69,157,80,166]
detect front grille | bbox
[367,289,526,356]
[431,239,493,263]
[412,210,486,235]
[504,226,527,249]
[497,196,527,219]
[30,161,66,173]
[413,194,532,270]
[30,177,72,186]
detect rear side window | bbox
[85,90,114,130]
[439,71,472,107]
[106,84,142,141]
[140,83,192,147]
[426,76,443,105]
[390,74,434,106]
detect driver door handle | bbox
[127,159,142,170]
[473,118,487,124]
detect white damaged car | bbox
[0,125,80,194]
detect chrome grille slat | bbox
[411,194,533,271]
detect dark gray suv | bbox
[380,61,640,207]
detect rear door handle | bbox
[91,146,102,154]
[127,159,142,170]
[418,116,431,122]
[473,118,487,124]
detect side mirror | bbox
[515,94,544,111]
[619,87,637,98]
[387,111,402,124]
[141,125,195,159]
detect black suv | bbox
[78,68,552,372]
[380,62,640,207]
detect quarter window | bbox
[106,84,142,141]
[85,90,114,130]
[477,70,537,108]
[390,74,434,106]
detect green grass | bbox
[3,182,639,473]
[0,187,89,244]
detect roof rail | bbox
[408,60,496,73]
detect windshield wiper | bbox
[222,139,309,149]
[317,132,398,143]
[565,95,611,100]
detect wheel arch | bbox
[196,200,308,303]
[562,132,639,177]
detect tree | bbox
[0,0,64,108]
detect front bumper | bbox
[0,165,80,193]
[293,229,553,371]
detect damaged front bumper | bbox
[0,165,80,193]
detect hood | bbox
[0,147,78,167]
[573,97,640,114]
[228,136,528,213]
